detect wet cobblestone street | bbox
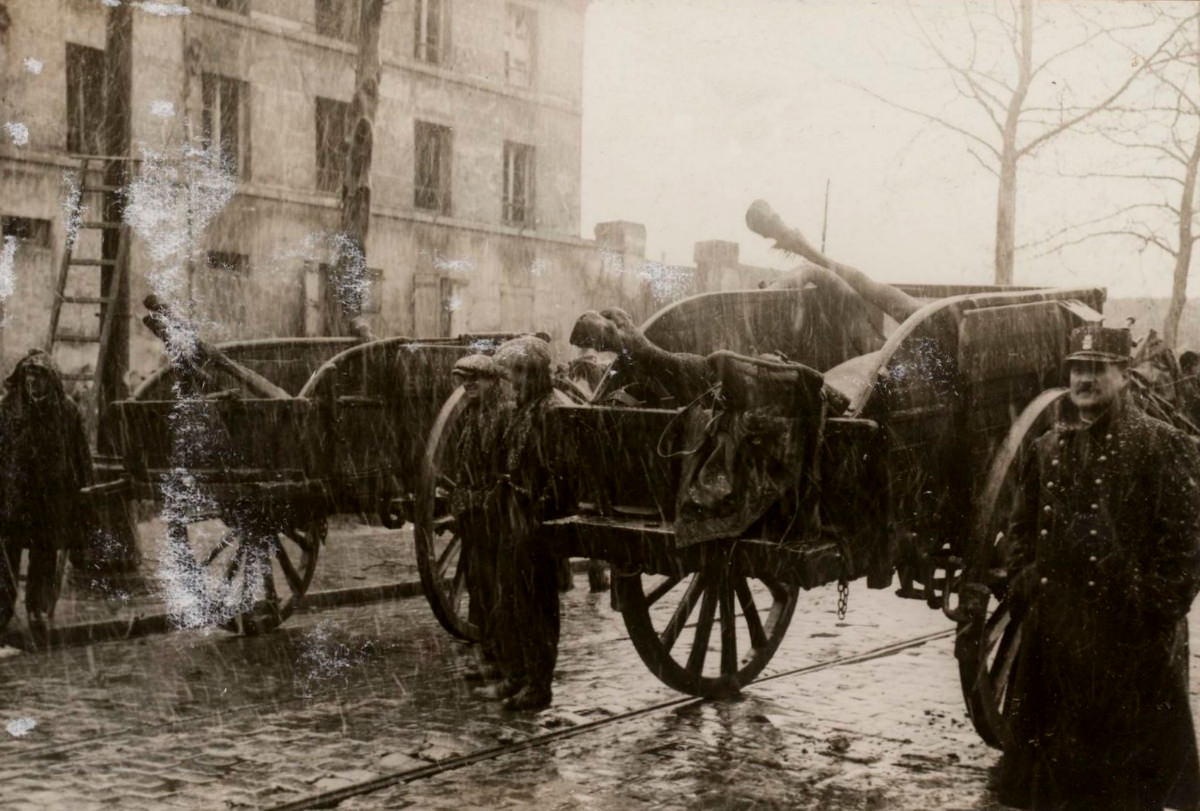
[2,569,1199,809]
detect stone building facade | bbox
[0,0,759,388]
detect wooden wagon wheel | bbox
[957,387,1066,749]
[416,387,480,641]
[614,553,799,698]
[164,512,324,635]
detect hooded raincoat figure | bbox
[999,326,1200,811]
[475,336,572,712]
[448,353,510,681]
[0,350,94,632]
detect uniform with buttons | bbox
[1001,392,1200,809]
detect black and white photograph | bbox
[2,0,1200,808]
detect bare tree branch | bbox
[908,3,1006,133]
[1095,127,1189,165]
[1017,11,1197,157]
[1029,228,1177,260]
[841,79,1001,157]
[1052,171,1186,186]
[1018,203,1181,251]
[967,146,1000,176]
[1029,13,1161,81]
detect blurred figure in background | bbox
[0,350,94,639]
[1179,350,1200,428]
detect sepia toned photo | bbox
[2,0,1200,808]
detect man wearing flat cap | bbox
[449,354,509,682]
[475,336,572,711]
[998,325,1200,810]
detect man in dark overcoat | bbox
[0,349,94,634]
[998,325,1200,810]
[448,353,509,682]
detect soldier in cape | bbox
[998,325,1200,810]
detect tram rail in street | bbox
[267,628,956,811]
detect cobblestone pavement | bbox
[17,517,415,632]
[2,573,1198,810]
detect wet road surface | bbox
[0,573,1167,809]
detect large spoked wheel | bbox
[416,388,479,641]
[615,554,799,698]
[957,387,1066,749]
[163,511,324,635]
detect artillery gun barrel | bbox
[142,294,291,400]
[745,199,921,324]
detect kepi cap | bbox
[1065,325,1132,364]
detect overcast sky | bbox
[579,0,1198,298]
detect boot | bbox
[463,662,503,683]
[472,678,524,701]
[503,684,552,712]
[587,560,610,592]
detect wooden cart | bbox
[112,330,533,635]
[420,280,1134,748]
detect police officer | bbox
[998,325,1200,810]
[449,354,508,682]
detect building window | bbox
[1,217,52,249]
[66,44,106,155]
[197,251,250,326]
[502,141,534,226]
[504,4,536,87]
[438,276,454,337]
[318,263,381,313]
[362,267,383,314]
[201,73,250,179]
[315,97,350,193]
[315,0,357,41]
[414,121,452,214]
[198,0,249,12]
[414,0,446,65]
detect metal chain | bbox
[837,578,849,620]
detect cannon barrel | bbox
[142,295,291,400]
[746,199,921,325]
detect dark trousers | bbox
[460,508,499,662]
[493,494,560,692]
[0,538,57,627]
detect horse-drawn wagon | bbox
[416,201,1195,750]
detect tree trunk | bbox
[327,0,383,339]
[98,2,132,449]
[1164,15,1200,348]
[994,151,1018,286]
[994,0,1034,286]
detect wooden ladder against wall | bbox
[46,155,136,441]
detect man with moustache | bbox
[997,325,1200,810]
